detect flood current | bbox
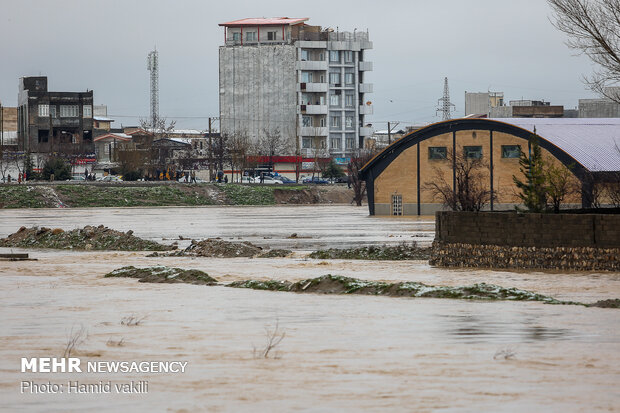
[1,205,618,412]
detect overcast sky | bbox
[0,0,598,130]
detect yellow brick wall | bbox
[373,129,581,209]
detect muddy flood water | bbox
[1,205,619,412]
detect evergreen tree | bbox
[322,159,345,182]
[513,133,548,212]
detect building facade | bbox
[17,76,94,154]
[360,118,620,215]
[218,17,373,158]
[464,91,504,117]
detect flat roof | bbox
[219,17,309,27]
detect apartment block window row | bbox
[345,115,354,129]
[329,51,339,62]
[329,94,340,106]
[345,134,355,149]
[345,73,354,85]
[329,72,340,85]
[344,51,353,63]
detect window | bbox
[319,117,326,127]
[301,71,313,83]
[329,94,340,106]
[345,93,354,107]
[345,135,355,149]
[331,137,341,149]
[429,146,447,160]
[392,194,403,216]
[464,145,483,159]
[38,104,49,117]
[502,145,521,158]
[232,32,241,42]
[83,105,92,118]
[268,31,277,41]
[301,49,309,61]
[50,106,57,118]
[329,72,340,85]
[330,116,341,128]
[329,50,340,62]
[246,31,257,42]
[302,116,312,127]
[344,51,353,63]
[345,73,354,85]
[345,116,354,129]
[302,137,312,149]
[60,105,79,117]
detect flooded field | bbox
[1,206,619,412]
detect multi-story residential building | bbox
[17,76,94,154]
[218,17,373,158]
[464,91,504,117]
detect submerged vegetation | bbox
[309,244,431,260]
[104,266,217,285]
[0,225,171,251]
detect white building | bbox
[218,17,373,157]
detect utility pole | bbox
[208,117,213,182]
[387,121,400,145]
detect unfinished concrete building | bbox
[218,17,373,158]
[464,91,504,117]
[579,88,620,118]
[17,76,94,154]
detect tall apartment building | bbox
[219,17,373,158]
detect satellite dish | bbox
[366,101,372,106]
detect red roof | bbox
[219,17,309,27]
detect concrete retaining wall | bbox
[432,211,620,271]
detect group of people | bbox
[4,173,27,184]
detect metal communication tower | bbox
[147,49,159,128]
[436,77,456,121]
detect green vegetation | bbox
[228,274,583,305]
[105,266,217,285]
[42,158,72,181]
[218,184,305,205]
[322,159,345,181]
[55,185,214,207]
[0,186,50,208]
[309,244,431,260]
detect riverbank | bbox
[0,182,355,208]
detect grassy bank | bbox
[0,183,324,208]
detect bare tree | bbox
[228,130,250,183]
[545,161,579,212]
[424,148,495,211]
[253,318,286,359]
[548,0,620,103]
[139,117,177,139]
[349,149,376,206]
[259,127,285,172]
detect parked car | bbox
[275,176,296,184]
[67,175,86,181]
[303,176,329,184]
[97,175,123,182]
[258,176,283,185]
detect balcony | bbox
[297,60,328,71]
[359,127,374,136]
[359,104,374,115]
[359,61,373,71]
[359,83,373,93]
[300,127,328,136]
[300,104,328,115]
[300,82,328,93]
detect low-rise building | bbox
[17,76,94,155]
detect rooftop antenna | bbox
[436,77,456,121]
[147,48,159,130]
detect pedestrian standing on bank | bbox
[7,174,11,183]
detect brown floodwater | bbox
[0,206,619,412]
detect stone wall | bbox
[432,211,620,271]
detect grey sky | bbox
[0,0,598,130]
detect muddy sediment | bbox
[148,238,292,258]
[309,244,431,260]
[0,225,172,251]
[104,266,217,284]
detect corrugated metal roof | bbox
[219,17,309,27]
[494,118,620,172]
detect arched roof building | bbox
[359,118,620,215]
